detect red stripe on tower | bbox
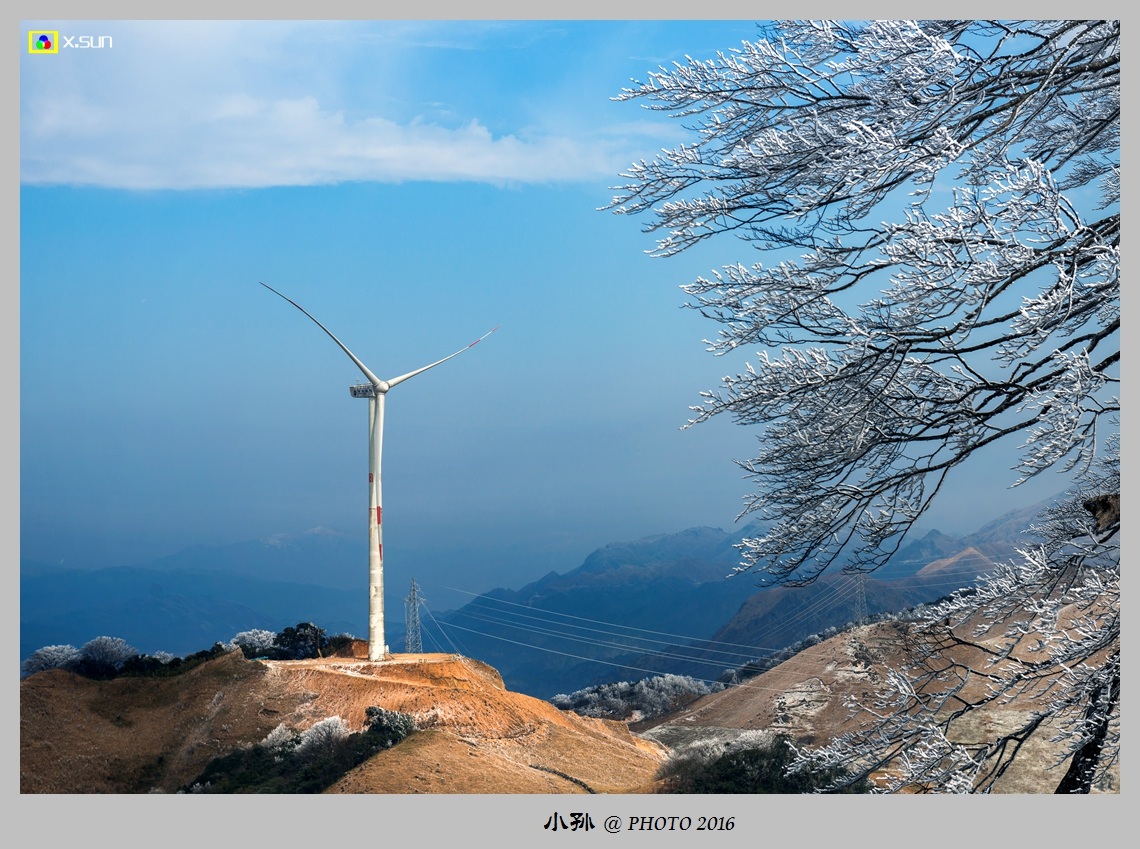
[377,543,383,559]
[376,507,382,524]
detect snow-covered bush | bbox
[295,716,349,757]
[72,636,139,677]
[659,732,871,794]
[364,706,417,746]
[20,644,81,678]
[229,629,277,657]
[553,673,722,721]
[79,635,138,667]
[261,722,300,754]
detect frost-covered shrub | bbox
[71,636,139,678]
[658,733,872,794]
[186,710,416,793]
[261,723,300,754]
[295,716,349,757]
[22,637,232,681]
[118,651,182,676]
[553,673,722,721]
[364,707,417,746]
[20,644,80,678]
[272,622,327,659]
[324,632,357,655]
[79,635,138,667]
[229,629,277,657]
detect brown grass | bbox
[20,646,667,794]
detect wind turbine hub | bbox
[350,383,388,398]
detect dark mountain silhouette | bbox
[873,528,966,580]
[144,526,364,589]
[426,525,768,698]
[20,563,364,659]
[20,493,1063,697]
[427,496,1062,697]
[961,495,1054,556]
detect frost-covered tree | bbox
[610,19,1118,584]
[610,20,1118,793]
[295,716,349,758]
[229,629,277,657]
[261,722,300,754]
[75,636,140,677]
[794,442,1119,794]
[273,622,327,659]
[364,706,417,745]
[79,635,138,665]
[660,732,871,794]
[553,674,722,721]
[20,644,80,678]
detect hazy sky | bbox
[19,17,1072,609]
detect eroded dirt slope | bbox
[20,648,667,794]
[638,621,1117,793]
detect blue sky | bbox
[19,16,1074,613]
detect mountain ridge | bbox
[19,647,667,794]
[21,494,1064,696]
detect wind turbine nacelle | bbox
[350,384,378,398]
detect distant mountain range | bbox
[19,561,364,662]
[421,496,1054,697]
[20,495,1059,693]
[20,526,373,660]
[424,525,769,699]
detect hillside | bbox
[638,619,1119,794]
[20,644,667,794]
[24,619,1117,795]
[619,567,979,684]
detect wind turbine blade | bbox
[260,282,384,387]
[386,324,501,389]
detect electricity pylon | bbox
[405,578,424,654]
[854,572,868,623]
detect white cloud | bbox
[20,20,673,190]
[22,93,640,189]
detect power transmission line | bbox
[422,569,987,688]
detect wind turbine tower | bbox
[260,282,498,661]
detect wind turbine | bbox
[260,282,498,662]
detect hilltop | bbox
[19,643,666,794]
